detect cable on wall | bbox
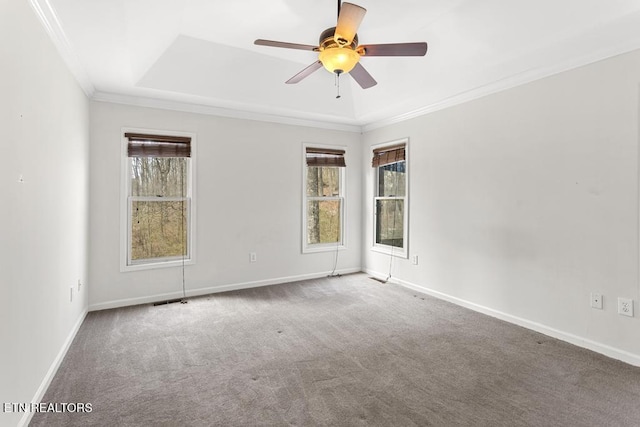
[126,132,192,306]
[180,158,188,304]
[383,161,401,283]
[328,212,341,278]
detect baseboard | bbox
[19,308,88,427]
[365,269,640,368]
[89,267,362,311]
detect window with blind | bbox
[372,140,408,258]
[121,131,195,270]
[303,145,346,252]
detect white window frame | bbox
[302,143,347,254]
[372,138,409,259]
[120,128,197,272]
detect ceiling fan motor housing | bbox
[319,27,358,50]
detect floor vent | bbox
[153,298,183,306]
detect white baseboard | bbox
[19,308,88,427]
[89,267,362,312]
[365,269,640,368]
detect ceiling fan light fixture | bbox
[319,47,360,74]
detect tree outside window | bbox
[123,132,194,269]
[303,146,345,252]
[372,141,408,257]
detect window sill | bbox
[303,244,346,254]
[371,244,408,259]
[121,258,195,273]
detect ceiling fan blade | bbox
[254,39,318,51]
[335,2,366,46]
[349,62,377,89]
[286,61,323,84]
[359,42,428,57]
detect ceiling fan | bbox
[254,1,428,92]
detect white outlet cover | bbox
[617,297,634,317]
[590,293,603,309]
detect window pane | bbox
[131,200,187,261]
[130,157,187,197]
[307,200,341,244]
[378,161,406,197]
[376,199,404,248]
[307,167,340,197]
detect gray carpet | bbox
[31,273,640,426]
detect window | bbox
[303,145,346,252]
[121,131,195,270]
[373,140,408,258]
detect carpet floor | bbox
[31,273,640,426]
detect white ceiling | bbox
[36,0,640,129]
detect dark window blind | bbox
[372,143,405,167]
[305,147,346,167]
[125,133,191,158]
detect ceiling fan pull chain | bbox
[335,71,341,99]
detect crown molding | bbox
[92,92,364,133]
[29,0,95,97]
[362,42,640,133]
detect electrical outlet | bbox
[590,293,603,309]
[77,279,82,292]
[250,252,257,263]
[618,298,634,317]
[411,255,418,265]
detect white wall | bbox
[89,102,362,309]
[0,0,90,426]
[363,50,640,364]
